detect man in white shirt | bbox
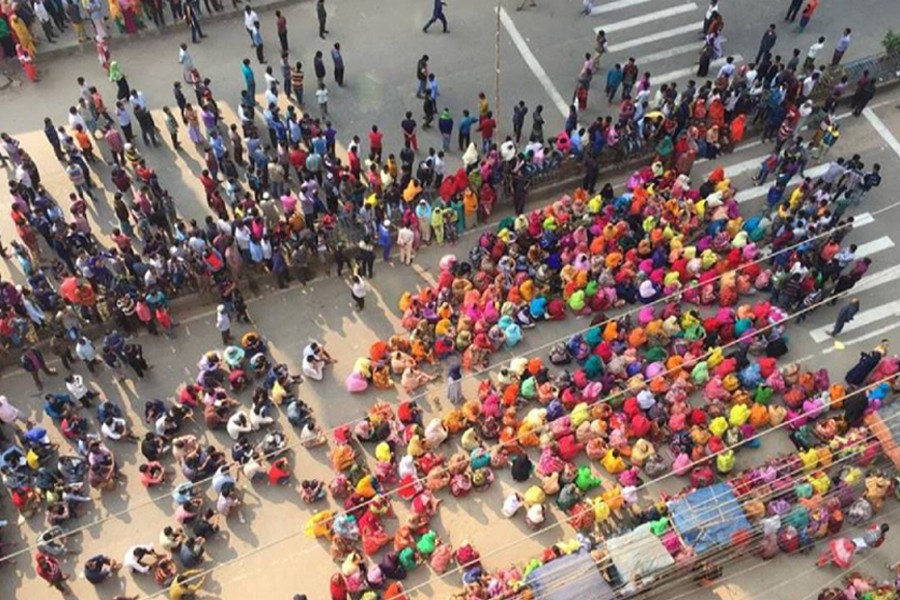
[124,544,163,573]
[65,374,96,407]
[178,43,194,78]
[397,224,415,265]
[804,36,826,70]
[243,6,259,43]
[33,0,57,43]
[215,305,231,343]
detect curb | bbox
[32,0,301,63]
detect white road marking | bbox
[654,55,743,86]
[822,321,900,354]
[852,212,875,228]
[607,22,703,53]
[635,40,716,65]
[855,235,895,259]
[863,107,900,159]
[595,4,698,34]
[590,0,656,15]
[498,7,570,118]
[735,163,830,204]
[811,295,900,343]
[723,154,769,179]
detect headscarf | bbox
[108,61,124,82]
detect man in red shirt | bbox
[477,111,496,153]
[275,10,289,53]
[368,124,384,163]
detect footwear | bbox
[826,330,834,337]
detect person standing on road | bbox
[402,111,419,152]
[605,63,622,104]
[215,305,232,343]
[315,83,329,116]
[241,58,256,102]
[851,69,876,116]
[512,100,528,144]
[530,104,544,142]
[702,0,719,36]
[243,5,258,43]
[828,298,860,337]
[316,0,328,39]
[832,28,851,66]
[423,0,448,33]
[458,109,475,151]
[415,54,429,98]
[621,57,638,99]
[804,36,825,71]
[756,24,777,65]
[785,0,802,22]
[275,10,288,53]
[251,21,265,63]
[314,50,326,85]
[185,1,204,44]
[291,61,305,105]
[331,42,344,86]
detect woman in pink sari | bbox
[120,0,139,34]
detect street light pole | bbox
[495,0,502,123]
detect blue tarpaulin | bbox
[668,483,751,554]
[525,552,614,600]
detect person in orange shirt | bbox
[463,186,478,229]
[72,125,98,163]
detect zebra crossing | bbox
[580,1,900,350]
[589,0,731,90]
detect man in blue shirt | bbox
[252,21,266,64]
[457,109,476,152]
[423,0,448,33]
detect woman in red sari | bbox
[16,44,37,82]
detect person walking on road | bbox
[832,28,851,66]
[21,346,57,390]
[796,0,819,32]
[828,298,860,337]
[317,0,328,39]
[423,0,448,33]
[350,275,367,310]
[331,43,344,86]
[275,11,288,53]
[756,24,777,66]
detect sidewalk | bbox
[29,0,300,63]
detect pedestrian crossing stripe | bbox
[595,3,698,34]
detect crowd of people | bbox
[0,0,898,598]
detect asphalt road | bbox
[2,1,900,598]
